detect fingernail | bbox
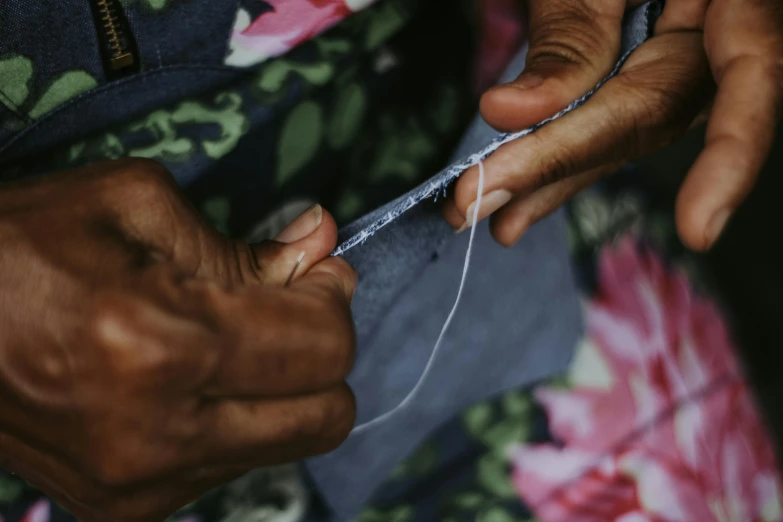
[512,75,543,90]
[455,190,512,234]
[705,209,731,248]
[275,204,322,243]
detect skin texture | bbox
[0,159,357,522]
[445,0,783,252]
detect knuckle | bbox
[109,500,178,522]
[531,134,578,188]
[492,219,526,248]
[116,514,155,522]
[89,297,175,384]
[323,306,356,378]
[110,158,178,209]
[322,256,359,288]
[231,240,269,285]
[313,384,356,454]
[335,256,359,283]
[529,4,611,70]
[542,149,575,186]
[305,257,358,304]
[83,438,147,487]
[272,385,356,456]
[289,280,356,380]
[119,158,175,186]
[299,291,355,379]
[91,503,162,522]
[613,72,699,152]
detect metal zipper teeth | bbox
[91,0,137,73]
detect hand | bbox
[0,159,357,522]
[445,0,783,251]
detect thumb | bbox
[481,0,626,132]
[103,159,339,286]
[220,204,340,287]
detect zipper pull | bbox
[89,0,140,78]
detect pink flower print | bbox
[511,237,783,522]
[226,0,366,67]
[19,499,50,522]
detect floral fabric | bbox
[511,239,781,522]
[226,0,367,67]
[224,0,525,89]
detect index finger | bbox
[451,32,711,227]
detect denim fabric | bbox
[0,1,105,144]
[122,2,240,69]
[0,0,240,131]
[312,211,581,522]
[305,3,663,519]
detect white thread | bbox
[351,161,486,435]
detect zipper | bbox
[89,0,140,79]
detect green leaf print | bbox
[0,55,33,109]
[252,34,356,102]
[477,454,516,499]
[391,441,438,480]
[464,402,494,438]
[368,116,437,183]
[144,0,169,10]
[452,491,486,510]
[430,84,460,135]
[0,474,23,505]
[314,38,352,56]
[30,70,98,119]
[329,82,366,150]
[464,390,533,451]
[65,90,249,167]
[353,506,413,522]
[483,418,528,457]
[502,391,531,418]
[66,133,127,166]
[257,61,335,93]
[477,506,530,522]
[128,109,196,162]
[364,1,408,50]
[100,133,126,159]
[203,197,231,234]
[173,92,249,160]
[125,91,248,162]
[278,101,323,185]
[124,0,171,11]
[335,190,364,223]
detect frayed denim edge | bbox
[332,44,640,257]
